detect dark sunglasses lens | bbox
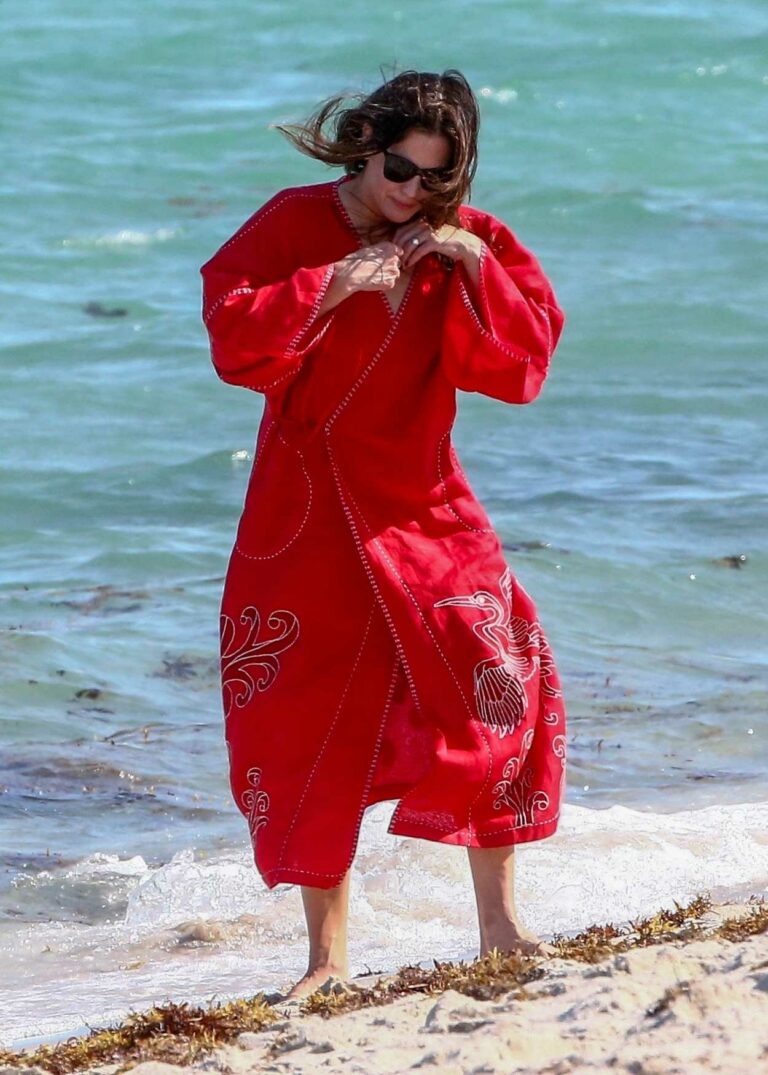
[384,153,417,183]
[420,171,444,191]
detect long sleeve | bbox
[200,191,338,393]
[439,214,565,404]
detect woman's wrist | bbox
[457,233,484,266]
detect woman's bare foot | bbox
[467,845,555,959]
[281,963,351,1001]
[481,919,556,959]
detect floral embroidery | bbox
[220,605,300,718]
[552,732,567,803]
[433,566,556,737]
[491,728,550,822]
[241,766,270,845]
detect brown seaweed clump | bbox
[714,895,768,942]
[548,893,713,963]
[300,946,544,1019]
[0,994,278,1075]
[1,893,765,1073]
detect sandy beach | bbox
[2,895,766,1075]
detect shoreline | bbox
[2,893,766,1074]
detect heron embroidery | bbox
[433,567,548,737]
[220,605,300,718]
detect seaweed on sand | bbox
[714,895,768,942]
[1,893,765,1073]
[0,995,278,1075]
[550,892,715,962]
[299,946,544,1019]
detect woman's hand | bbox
[392,219,483,271]
[332,241,405,297]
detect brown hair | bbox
[272,66,480,241]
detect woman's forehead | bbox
[389,129,451,167]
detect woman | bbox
[200,68,567,1000]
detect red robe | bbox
[200,174,567,890]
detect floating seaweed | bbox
[712,553,748,569]
[82,301,128,318]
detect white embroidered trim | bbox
[331,177,418,322]
[436,428,494,534]
[285,262,338,357]
[215,187,332,256]
[234,429,313,560]
[323,302,410,431]
[530,299,554,361]
[323,441,423,718]
[475,812,561,838]
[275,601,377,871]
[262,652,401,884]
[458,270,533,364]
[335,478,493,841]
[204,286,257,326]
[204,187,339,393]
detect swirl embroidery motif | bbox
[241,766,270,846]
[220,605,300,718]
[433,566,560,737]
[491,728,551,821]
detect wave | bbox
[2,798,766,1050]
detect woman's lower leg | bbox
[284,869,351,998]
[466,844,553,957]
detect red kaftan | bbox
[200,174,567,890]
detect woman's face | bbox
[358,123,452,223]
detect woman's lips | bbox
[392,196,419,211]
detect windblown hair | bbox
[272,66,480,241]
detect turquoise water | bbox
[1,0,766,1047]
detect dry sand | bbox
[3,901,767,1075]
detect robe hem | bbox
[257,813,560,889]
[260,864,348,890]
[387,812,560,848]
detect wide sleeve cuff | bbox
[439,224,565,405]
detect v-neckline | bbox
[331,175,418,321]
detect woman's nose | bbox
[400,176,422,199]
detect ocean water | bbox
[2,0,767,1050]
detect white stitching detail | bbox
[369,544,495,842]
[436,429,494,534]
[264,649,401,883]
[458,271,533,364]
[275,601,377,870]
[339,480,495,842]
[234,429,312,560]
[324,440,423,717]
[215,188,331,257]
[530,299,553,361]
[204,187,338,391]
[331,176,418,322]
[324,325,402,431]
[204,286,258,325]
[285,262,338,357]
[475,812,560,837]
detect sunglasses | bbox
[382,149,451,191]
